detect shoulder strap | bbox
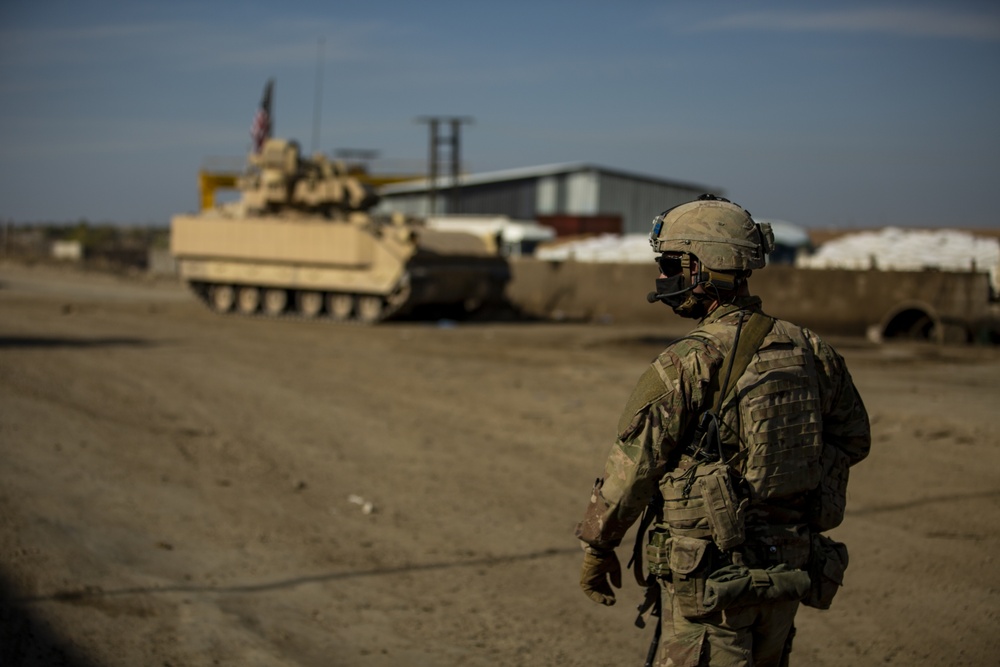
[691,312,773,462]
[714,312,773,411]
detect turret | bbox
[239,138,380,217]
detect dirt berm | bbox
[1,260,998,666]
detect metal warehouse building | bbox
[374,163,719,236]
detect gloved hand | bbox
[579,545,621,606]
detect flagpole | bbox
[251,79,274,154]
[311,37,325,155]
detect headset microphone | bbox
[647,284,694,304]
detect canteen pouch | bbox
[668,536,713,619]
[646,528,672,578]
[802,533,849,609]
[702,564,812,613]
[696,462,748,551]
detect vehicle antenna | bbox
[311,37,325,155]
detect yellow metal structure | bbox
[198,171,239,211]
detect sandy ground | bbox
[1,260,998,667]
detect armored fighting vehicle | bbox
[170,138,510,323]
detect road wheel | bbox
[356,295,384,324]
[210,285,235,313]
[262,289,287,316]
[298,291,324,318]
[237,286,261,314]
[327,293,354,321]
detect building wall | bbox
[456,179,537,218]
[564,171,599,214]
[597,173,710,235]
[536,174,564,215]
[377,166,713,233]
[379,180,538,218]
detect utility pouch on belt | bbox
[802,533,849,609]
[702,564,811,613]
[668,536,713,619]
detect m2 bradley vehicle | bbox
[170,138,510,323]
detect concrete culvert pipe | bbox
[882,305,939,341]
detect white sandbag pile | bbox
[535,234,653,263]
[796,227,1000,293]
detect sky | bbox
[1,0,998,229]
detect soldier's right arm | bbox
[576,347,704,549]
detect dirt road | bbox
[2,261,998,666]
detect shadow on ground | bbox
[0,570,98,667]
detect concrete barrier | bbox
[505,259,999,342]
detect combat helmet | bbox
[649,194,774,272]
[647,195,774,316]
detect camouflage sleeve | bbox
[576,342,712,549]
[808,331,871,466]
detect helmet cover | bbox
[649,195,774,271]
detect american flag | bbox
[250,79,273,153]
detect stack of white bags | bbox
[796,227,999,294]
[535,234,654,264]
[534,225,998,295]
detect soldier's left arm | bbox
[809,333,872,466]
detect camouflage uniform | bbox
[577,295,870,666]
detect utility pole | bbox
[416,116,473,215]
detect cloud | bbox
[695,7,1000,40]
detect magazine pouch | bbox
[696,462,748,551]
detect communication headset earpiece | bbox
[702,268,736,293]
[678,246,740,294]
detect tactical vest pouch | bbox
[661,466,713,541]
[645,528,672,578]
[661,461,748,550]
[668,536,713,619]
[697,462,749,551]
[802,533,849,610]
[809,446,851,532]
[702,564,812,614]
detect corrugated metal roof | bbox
[379,162,717,195]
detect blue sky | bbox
[1,0,998,229]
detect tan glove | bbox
[579,546,622,606]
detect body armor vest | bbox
[658,317,825,551]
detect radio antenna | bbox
[311,37,325,154]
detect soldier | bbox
[576,194,871,666]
